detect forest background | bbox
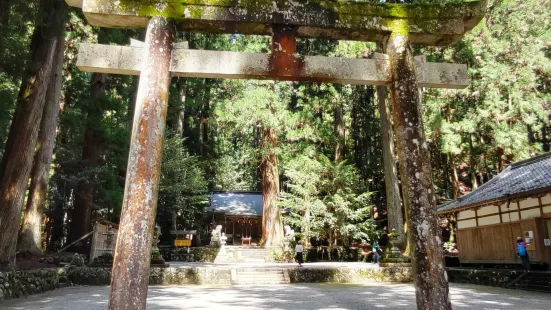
[0,0,549,255]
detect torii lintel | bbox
[66,0,486,46]
[77,43,469,89]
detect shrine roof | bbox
[438,152,551,213]
[209,191,263,217]
[66,0,487,46]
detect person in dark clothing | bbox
[516,237,531,272]
[372,240,381,264]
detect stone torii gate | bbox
[66,1,486,309]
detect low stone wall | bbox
[446,268,522,288]
[160,247,219,263]
[149,267,231,285]
[288,267,413,284]
[0,268,64,301]
[66,266,231,286]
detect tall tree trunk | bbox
[176,78,186,137]
[199,80,211,156]
[261,126,283,248]
[69,72,106,245]
[0,0,9,26]
[542,125,549,152]
[497,147,504,172]
[333,97,345,163]
[302,203,311,246]
[376,43,405,248]
[46,196,66,251]
[469,134,478,190]
[18,21,66,254]
[0,0,66,267]
[449,153,460,199]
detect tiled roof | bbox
[438,152,551,213]
[208,192,263,216]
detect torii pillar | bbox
[107,17,174,309]
[65,1,487,309]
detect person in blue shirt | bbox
[516,237,531,272]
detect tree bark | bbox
[109,17,174,310]
[449,153,459,199]
[261,126,283,248]
[376,43,405,248]
[199,79,211,156]
[176,78,186,136]
[0,0,65,267]
[497,147,504,172]
[0,0,9,26]
[333,97,345,163]
[69,72,106,245]
[377,84,406,247]
[387,29,451,310]
[543,125,550,152]
[18,19,66,254]
[469,134,478,190]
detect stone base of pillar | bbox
[90,254,114,267]
[380,252,411,267]
[150,250,169,268]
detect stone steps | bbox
[232,268,290,285]
[514,272,551,292]
[214,247,268,264]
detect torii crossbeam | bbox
[65,1,487,310]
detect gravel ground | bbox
[1,283,550,310]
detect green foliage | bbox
[280,149,378,244]
[422,0,551,196]
[2,0,549,250]
[158,132,209,230]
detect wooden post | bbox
[108,17,174,310]
[386,25,452,310]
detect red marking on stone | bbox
[269,25,305,81]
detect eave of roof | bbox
[438,152,551,214]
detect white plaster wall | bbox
[520,208,541,219]
[477,205,499,216]
[543,206,551,214]
[458,219,477,229]
[457,210,476,220]
[478,215,500,226]
[500,202,517,212]
[502,212,519,222]
[519,197,539,209]
[541,194,551,205]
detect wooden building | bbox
[208,191,263,246]
[438,153,551,267]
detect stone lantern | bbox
[389,228,401,254]
[150,224,169,267]
[380,228,411,267]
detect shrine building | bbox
[208,191,263,246]
[438,152,551,267]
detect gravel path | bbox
[1,283,550,310]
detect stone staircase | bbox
[215,246,266,264]
[239,248,266,263]
[512,272,551,292]
[232,268,290,285]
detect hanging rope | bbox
[505,196,517,263]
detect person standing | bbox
[372,240,381,264]
[295,240,304,267]
[516,237,531,272]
